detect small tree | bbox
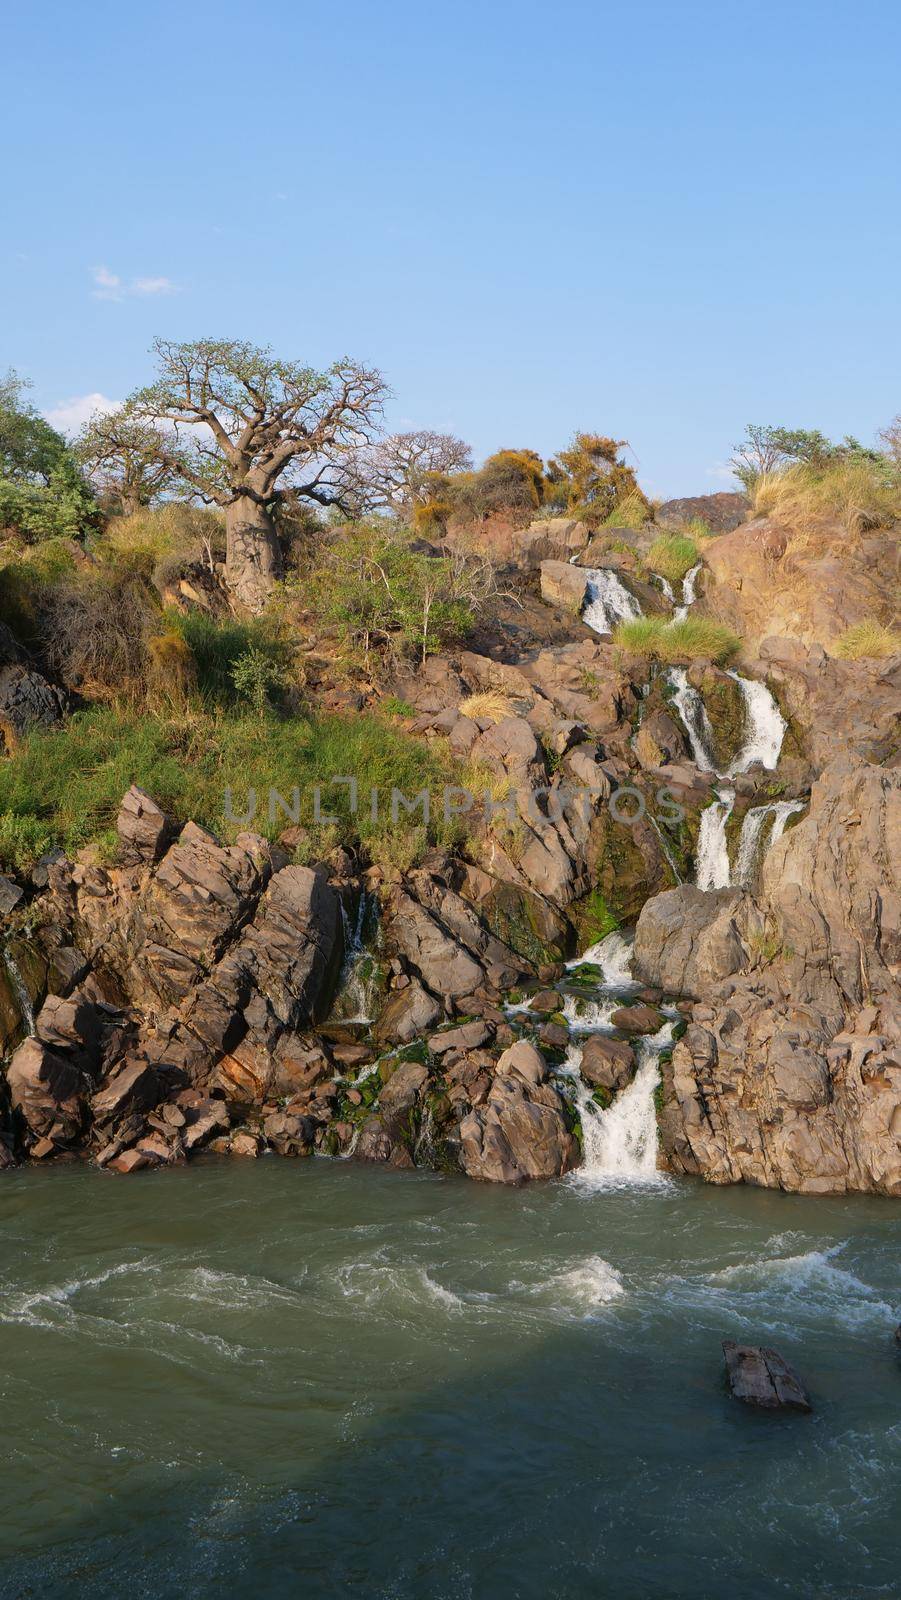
[345,429,472,515]
[76,412,178,515]
[120,338,387,611]
[730,425,836,488]
[0,370,98,541]
[545,433,648,527]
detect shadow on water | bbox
[0,1160,898,1600]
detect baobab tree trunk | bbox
[225,494,283,613]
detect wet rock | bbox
[108,1147,153,1174]
[722,1342,812,1412]
[529,989,561,1017]
[91,1057,161,1126]
[610,1003,664,1036]
[458,1040,577,1183]
[538,1021,569,1050]
[580,1034,636,1091]
[262,1110,314,1156]
[429,1020,492,1056]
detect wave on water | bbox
[709,1247,898,1328]
[516,1254,626,1314]
[334,1259,464,1314]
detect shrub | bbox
[647,535,699,582]
[544,434,650,529]
[169,611,288,704]
[230,646,287,715]
[0,472,95,543]
[41,568,161,700]
[603,491,648,530]
[751,457,900,534]
[102,503,225,576]
[448,450,545,521]
[612,616,741,664]
[832,620,901,659]
[0,812,55,873]
[146,631,198,711]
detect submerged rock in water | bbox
[722,1342,812,1413]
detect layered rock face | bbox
[650,757,901,1194]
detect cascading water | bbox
[734,799,805,889]
[581,568,642,636]
[653,574,675,606]
[666,663,794,886]
[561,1017,676,1189]
[332,893,381,1024]
[672,562,701,624]
[666,667,717,772]
[565,929,638,987]
[3,948,35,1036]
[695,789,735,891]
[724,671,787,776]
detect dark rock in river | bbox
[722,1342,812,1412]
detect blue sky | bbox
[3,0,899,496]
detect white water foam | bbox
[581,567,642,635]
[734,799,805,889]
[565,929,637,988]
[725,671,787,775]
[666,667,717,772]
[3,948,35,1035]
[695,787,735,891]
[561,993,620,1033]
[673,562,702,623]
[531,1255,625,1310]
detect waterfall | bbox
[673,562,701,623]
[695,788,735,891]
[563,1019,676,1189]
[333,893,381,1024]
[725,672,787,775]
[654,574,675,606]
[581,568,642,635]
[666,667,717,772]
[565,929,637,987]
[562,992,621,1032]
[734,800,805,889]
[4,948,35,1037]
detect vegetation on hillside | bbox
[832,620,901,659]
[647,534,699,582]
[612,616,741,664]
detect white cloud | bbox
[132,275,176,296]
[92,265,123,301]
[91,265,178,300]
[44,392,120,436]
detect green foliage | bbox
[168,611,288,705]
[0,813,55,873]
[613,616,741,664]
[0,371,70,485]
[731,423,891,491]
[230,646,287,715]
[647,535,699,582]
[571,888,619,947]
[0,705,460,870]
[545,433,649,529]
[312,521,489,663]
[0,372,98,542]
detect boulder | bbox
[373,980,442,1045]
[386,891,486,999]
[116,786,174,866]
[515,518,589,565]
[0,663,65,749]
[655,493,748,533]
[633,886,745,999]
[6,1037,86,1144]
[539,560,590,614]
[0,875,23,915]
[610,1003,664,1036]
[469,716,544,783]
[579,1034,635,1091]
[722,1342,811,1412]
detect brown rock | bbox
[722,1342,811,1412]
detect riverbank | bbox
[1,1157,898,1598]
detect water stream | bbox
[581,567,642,634]
[3,947,36,1036]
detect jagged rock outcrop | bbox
[0,663,66,749]
[656,492,749,533]
[756,638,900,771]
[633,887,746,999]
[458,1041,577,1184]
[656,756,901,1194]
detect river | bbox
[1,1159,898,1598]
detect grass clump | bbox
[751,458,900,535]
[459,691,518,724]
[647,534,699,583]
[0,705,462,871]
[613,616,741,664]
[603,491,648,530]
[832,620,901,659]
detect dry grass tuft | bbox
[459,691,518,725]
[832,619,901,659]
[612,616,741,664]
[752,459,900,535]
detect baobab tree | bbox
[119,338,386,609]
[345,429,472,515]
[76,412,178,515]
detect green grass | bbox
[612,616,741,664]
[647,534,699,583]
[0,706,462,872]
[832,619,901,659]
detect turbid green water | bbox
[0,1160,898,1599]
